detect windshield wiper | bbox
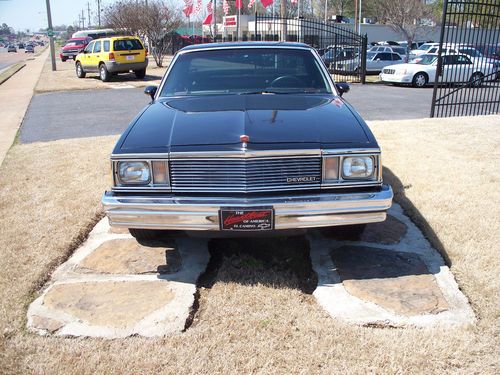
[238,89,323,95]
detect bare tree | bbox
[103,0,182,67]
[371,0,436,53]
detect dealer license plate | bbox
[220,209,274,231]
[126,55,134,60]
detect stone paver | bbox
[310,203,476,327]
[331,246,448,316]
[27,219,209,338]
[78,238,180,275]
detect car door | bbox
[81,41,94,69]
[442,55,471,83]
[91,40,102,71]
[370,53,392,72]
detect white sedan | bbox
[380,53,497,87]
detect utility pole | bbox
[213,0,217,42]
[87,2,91,28]
[82,9,85,29]
[45,0,56,71]
[97,0,101,28]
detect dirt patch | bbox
[35,56,170,93]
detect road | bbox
[20,84,435,143]
[0,46,38,71]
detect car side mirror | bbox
[335,82,350,97]
[144,85,157,101]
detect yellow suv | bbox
[75,36,148,82]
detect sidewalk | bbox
[0,49,49,166]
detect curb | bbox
[0,62,27,86]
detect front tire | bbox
[99,63,111,82]
[75,62,86,78]
[129,228,162,240]
[134,68,146,79]
[469,72,484,87]
[61,57,67,62]
[412,72,428,88]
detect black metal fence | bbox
[254,15,367,83]
[430,0,500,117]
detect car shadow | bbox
[382,167,451,266]
[189,167,451,292]
[87,72,163,83]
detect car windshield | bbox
[413,54,438,65]
[66,41,84,47]
[160,48,332,96]
[417,43,433,50]
[113,39,143,51]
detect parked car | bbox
[409,43,440,59]
[369,46,408,62]
[18,43,25,49]
[380,53,497,87]
[60,37,92,61]
[101,42,393,239]
[25,45,35,53]
[75,36,148,82]
[337,51,404,73]
[321,47,358,65]
[7,45,17,53]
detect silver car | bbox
[336,51,404,73]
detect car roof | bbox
[180,42,312,52]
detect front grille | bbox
[169,157,322,193]
[383,69,395,74]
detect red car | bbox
[60,37,92,62]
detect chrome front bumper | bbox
[102,185,393,231]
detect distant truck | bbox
[60,37,92,62]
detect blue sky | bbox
[0,0,181,32]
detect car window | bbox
[377,53,392,60]
[160,48,332,96]
[103,40,110,52]
[392,53,402,60]
[93,41,101,53]
[113,39,144,51]
[457,55,472,64]
[84,41,94,53]
[442,55,458,65]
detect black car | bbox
[102,42,393,239]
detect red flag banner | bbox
[236,0,243,9]
[248,0,255,9]
[183,0,193,17]
[203,1,213,25]
[223,0,229,15]
[260,0,273,7]
[194,0,203,14]
[203,13,213,25]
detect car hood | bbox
[119,94,372,152]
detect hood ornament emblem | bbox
[240,135,249,149]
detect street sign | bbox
[47,29,54,37]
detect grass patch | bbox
[0,116,499,373]
[0,62,26,85]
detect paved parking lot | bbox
[20,84,434,143]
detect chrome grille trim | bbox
[170,157,322,193]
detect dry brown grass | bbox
[0,116,499,374]
[35,56,169,93]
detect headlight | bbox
[117,161,151,185]
[342,156,375,179]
